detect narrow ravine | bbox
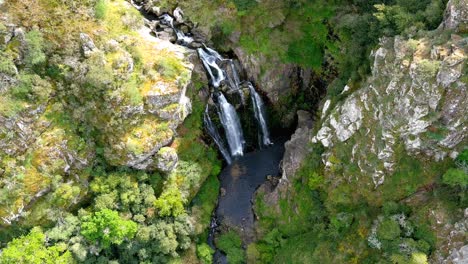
[135,6,288,262]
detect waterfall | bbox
[227,60,245,104]
[156,12,273,161]
[159,14,194,46]
[197,47,225,88]
[248,83,272,146]
[217,93,245,157]
[203,106,232,164]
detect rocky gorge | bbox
[0,0,467,263]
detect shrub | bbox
[308,172,325,190]
[0,227,75,263]
[374,0,446,36]
[217,231,245,264]
[121,8,143,30]
[122,79,143,106]
[0,53,17,75]
[154,186,186,217]
[24,30,46,67]
[95,0,106,20]
[377,219,401,240]
[196,243,214,264]
[11,73,34,99]
[232,0,258,12]
[417,59,440,78]
[155,55,187,80]
[442,168,468,188]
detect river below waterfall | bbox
[217,138,285,236]
[209,137,286,263]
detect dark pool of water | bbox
[210,138,286,263]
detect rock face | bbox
[438,209,468,264]
[281,110,314,180]
[255,1,467,259]
[80,33,97,58]
[253,110,314,227]
[311,33,466,188]
[234,47,296,104]
[439,0,468,32]
[76,27,197,171]
[154,147,179,173]
[0,0,204,227]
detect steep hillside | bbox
[253,0,467,263]
[0,0,220,262]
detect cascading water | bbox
[226,60,245,104]
[140,9,281,264]
[217,93,245,157]
[159,14,194,46]
[203,106,232,164]
[197,47,225,88]
[157,11,271,158]
[248,82,272,146]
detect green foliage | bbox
[456,149,468,165]
[0,227,75,264]
[24,30,46,67]
[377,219,401,240]
[90,171,158,213]
[0,52,17,75]
[416,59,441,78]
[196,243,214,264]
[284,2,335,69]
[80,209,138,248]
[217,231,245,264]
[10,73,33,99]
[122,78,143,106]
[191,174,221,235]
[95,0,107,20]
[442,150,468,203]
[273,231,321,264]
[307,172,324,190]
[120,6,144,30]
[232,0,258,11]
[248,229,286,263]
[132,215,192,260]
[156,56,188,80]
[374,0,446,36]
[154,186,186,217]
[443,168,468,188]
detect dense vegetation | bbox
[0,0,465,263]
[0,0,221,263]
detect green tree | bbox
[197,243,214,264]
[217,231,245,264]
[24,30,46,67]
[80,209,138,248]
[154,186,186,217]
[377,219,401,240]
[0,227,75,264]
[443,168,468,188]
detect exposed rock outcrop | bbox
[439,0,468,32]
[312,33,466,188]
[0,0,205,226]
[234,47,296,104]
[281,110,314,180]
[254,2,467,260]
[74,25,198,171]
[80,33,98,58]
